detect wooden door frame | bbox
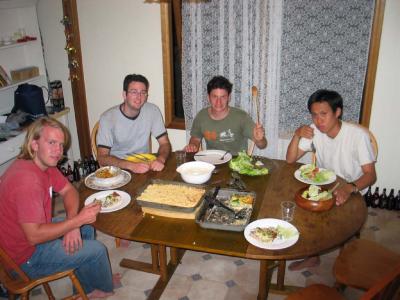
[361,0,386,127]
[61,0,91,158]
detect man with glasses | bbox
[97,74,171,173]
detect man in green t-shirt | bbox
[185,76,267,155]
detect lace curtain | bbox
[182,0,374,159]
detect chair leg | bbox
[20,293,29,300]
[115,238,121,248]
[42,282,55,300]
[8,293,16,300]
[69,272,88,300]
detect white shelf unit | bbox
[0,1,47,115]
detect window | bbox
[160,1,185,130]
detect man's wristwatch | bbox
[349,182,359,194]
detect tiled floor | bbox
[22,203,400,300]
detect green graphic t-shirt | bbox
[190,107,255,155]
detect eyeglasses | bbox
[127,90,148,97]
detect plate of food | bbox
[85,170,131,190]
[294,164,336,185]
[244,218,299,250]
[84,190,131,213]
[229,151,268,176]
[194,150,233,165]
[295,185,335,212]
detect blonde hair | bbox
[18,117,71,160]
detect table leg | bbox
[277,260,286,290]
[257,260,275,300]
[151,244,160,272]
[119,244,185,300]
[158,245,168,281]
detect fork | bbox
[310,141,317,167]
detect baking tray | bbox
[135,179,207,213]
[196,188,256,232]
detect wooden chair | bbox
[286,263,400,300]
[90,121,100,159]
[333,239,400,291]
[350,122,378,159]
[0,246,87,300]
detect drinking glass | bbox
[281,201,295,222]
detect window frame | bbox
[160,1,185,130]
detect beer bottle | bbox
[387,189,395,210]
[73,161,81,182]
[364,186,372,207]
[378,188,388,209]
[89,155,97,173]
[395,191,400,211]
[77,159,84,177]
[67,164,74,182]
[83,157,91,175]
[371,187,380,208]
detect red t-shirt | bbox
[0,159,67,265]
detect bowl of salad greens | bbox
[295,185,334,212]
[229,151,268,176]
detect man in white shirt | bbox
[286,89,376,270]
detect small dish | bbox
[94,166,121,186]
[294,186,335,212]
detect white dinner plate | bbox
[294,167,336,186]
[244,218,299,250]
[85,170,131,190]
[84,190,131,213]
[194,150,232,165]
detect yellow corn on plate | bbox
[125,153,157,163]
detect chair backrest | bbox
[349,122,378,159]
[90,121,100,159]
[360,263,400,300]
[0,246,30,285]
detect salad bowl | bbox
[295,186,335,212]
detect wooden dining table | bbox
[79,153,367,299]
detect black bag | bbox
[12,83,47,121]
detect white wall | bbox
[369,0,400,190]
[76,0,186,151]
[37,0,399,190]
[37,0,80,160]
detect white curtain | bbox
[182,0,282,158]
[182,0,374,160]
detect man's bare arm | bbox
[184,136,202,152]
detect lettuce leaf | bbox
[229,151,268,176]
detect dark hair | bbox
[123,74,149,92]
[307,89,343,118]
[207,76,233,94]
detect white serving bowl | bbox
[176,161,215,184]
[94,166,122,186]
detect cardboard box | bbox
[10,66,39,82]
